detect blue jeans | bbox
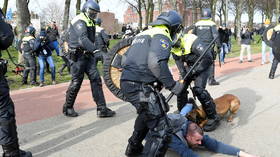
[261,41,273,64]
[38,55,56,82]
[219,43,229,63]
[49,40,60,56]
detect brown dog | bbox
[187,94,240,128]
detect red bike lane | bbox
[11,53,265,125]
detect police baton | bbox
[166,36,218,103]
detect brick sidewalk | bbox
[11,53,265,125]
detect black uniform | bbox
[193,19,220,86]
[95,25,109,62]
[21,35,37,85]
[0,9,32,157]
[269,24,280,79]
[174,25,221,132]
[121,25,183,156]
[63,12,115,117]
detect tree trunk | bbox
[235,0,242,42]
[148,0,154,23]
[210,0,217,21]
[76,0,81,15]
[2,0,9,16]
[63,0,71,30]
[16,0,31,39]
[276,0,280,23]
[247,0,254,31]
[158,0,163,14]
[138,0,143,30]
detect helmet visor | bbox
[171,25,184,46]
[86,8,98,20]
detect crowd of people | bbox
[1,0,279,156]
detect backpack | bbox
[0,17,14,50]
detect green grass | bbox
[3,36,262,91]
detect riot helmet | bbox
[201,8,211,19]
[149,10,183,44]
[95,18,102,26]
[82,0,100,20]
[25,26,36,36]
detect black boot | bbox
[202,100,220,132]
[208,79,220,86]
[97,106,116,118]
[125,131,147,157]
[63,104,78,117]
[269,58,278,79]
[2,143,32,157]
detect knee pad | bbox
[193,87,212,103]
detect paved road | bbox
[9,53,280,156]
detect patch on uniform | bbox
[160,39,169,49]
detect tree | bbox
[76,0,81,15]
[2,0,9,16]
[16,0,31,39]
[63,0,71,30]
[40,2,64,26]
[247,0,256,31]
[124,0,143,29]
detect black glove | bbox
[171,81,184,95]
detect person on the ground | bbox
[0,8,32,157]
[239,25,254,63]
[171,32,220,132]
[120,10,185,156]
[218,23,231,64]
[21,26,39,86]
[167,113,260,157]
[193,8,221,86]
[58,30,71,76]
[35,28,56,87]
[46,21,60,56]
[268,16,280,79]
[63,0,115,117]
[260,19,273,65]
[94,18,110,63]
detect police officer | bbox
[21,26,38,85]
[94,18,110,63]
[193,8,220,86]
[58,30,71,76]
[0,9,32,157]
[179,8,220,131]
[63,0,115,117]
[269,16,280,79]
[120,10,184,156]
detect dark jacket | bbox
[21,34,36,54]
[240,29,253,45]
[46,26,59,42]
[168,114,241,157]
[68,13,97,52]
[95,25,109,51]
[121,25,176,90]
[193,19,221,47]
[218,28,230,43]
[34,30,52,57]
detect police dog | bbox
[187,94,240,128]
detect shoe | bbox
[3,149,32,157]
[97,106,116,118]
[39,82,44,87]
[125,142,143,157]
[63,106,78,117]
[30,82,39,86]
[239,60,243,63]
[52,81,56,85]
[248,60,253,62]
[208,80,220,86]
[269,74,274,79]
[21,81,27,85]
[203,116,220,132]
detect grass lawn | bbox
[2,35,263,91]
